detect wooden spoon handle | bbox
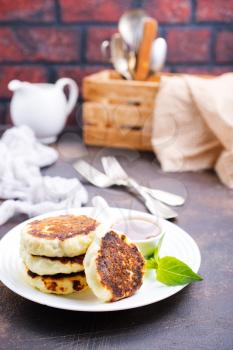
[135,17,158,81]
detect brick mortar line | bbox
[191,0,197,23]
[0,62,112,66]
[0,98,11,102]
[134,0,143,8]
[0,21,232,28]
[47,66,57,83]
[0,101,8,125]
[162,23,233,30]
[0,62,231,67]
[54,0,62,23]
[210,28,217,64]
[80,27,87,64]
[0,63,109,68]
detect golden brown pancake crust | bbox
[32,254,85,265]
[27,270,86,292]
[96,231,145,302]
[27,215,98,240]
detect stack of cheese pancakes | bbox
[20,215,101,294]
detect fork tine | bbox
[101,156,119,180]
[102,156,128,179]
[111,157,129,178]
[101,157,112,177]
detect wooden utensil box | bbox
[83,70,161,151]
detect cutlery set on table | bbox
[74,156,185,219]
[101,9,167,81]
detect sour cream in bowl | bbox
[113,212,164,257]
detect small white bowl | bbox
[112,212,164,257]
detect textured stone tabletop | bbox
[0,144,232,350]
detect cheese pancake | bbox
[84,230,145,302]
[21,215,101,257]
[21,246,84,275]
[24,269,88,295]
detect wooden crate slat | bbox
[84,70,160,86]
[84,125,152,151]
[83,102,153,129]
[83,70,159,108]
[83,83,158,108]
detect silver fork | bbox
[74,160,121,187]
[101,156,178,219]
[74,160,184,206]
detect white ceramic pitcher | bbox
[8,78,79,143]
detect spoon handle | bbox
[135,17,158,81]
[141,186,185,206]
[127,178,178,219]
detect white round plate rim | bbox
[0,207,201,312]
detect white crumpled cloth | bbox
[0,126,88,225]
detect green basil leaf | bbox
[156,256,203,286]
[154,234,165,263]
[145,252,155,260]
[145,257,158,269]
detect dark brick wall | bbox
[0,0,232,126]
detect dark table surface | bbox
[0,143,233,350]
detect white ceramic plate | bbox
[0,207,201,312]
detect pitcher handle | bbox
[56,78,79,117]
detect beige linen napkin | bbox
[152,73,233,188]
